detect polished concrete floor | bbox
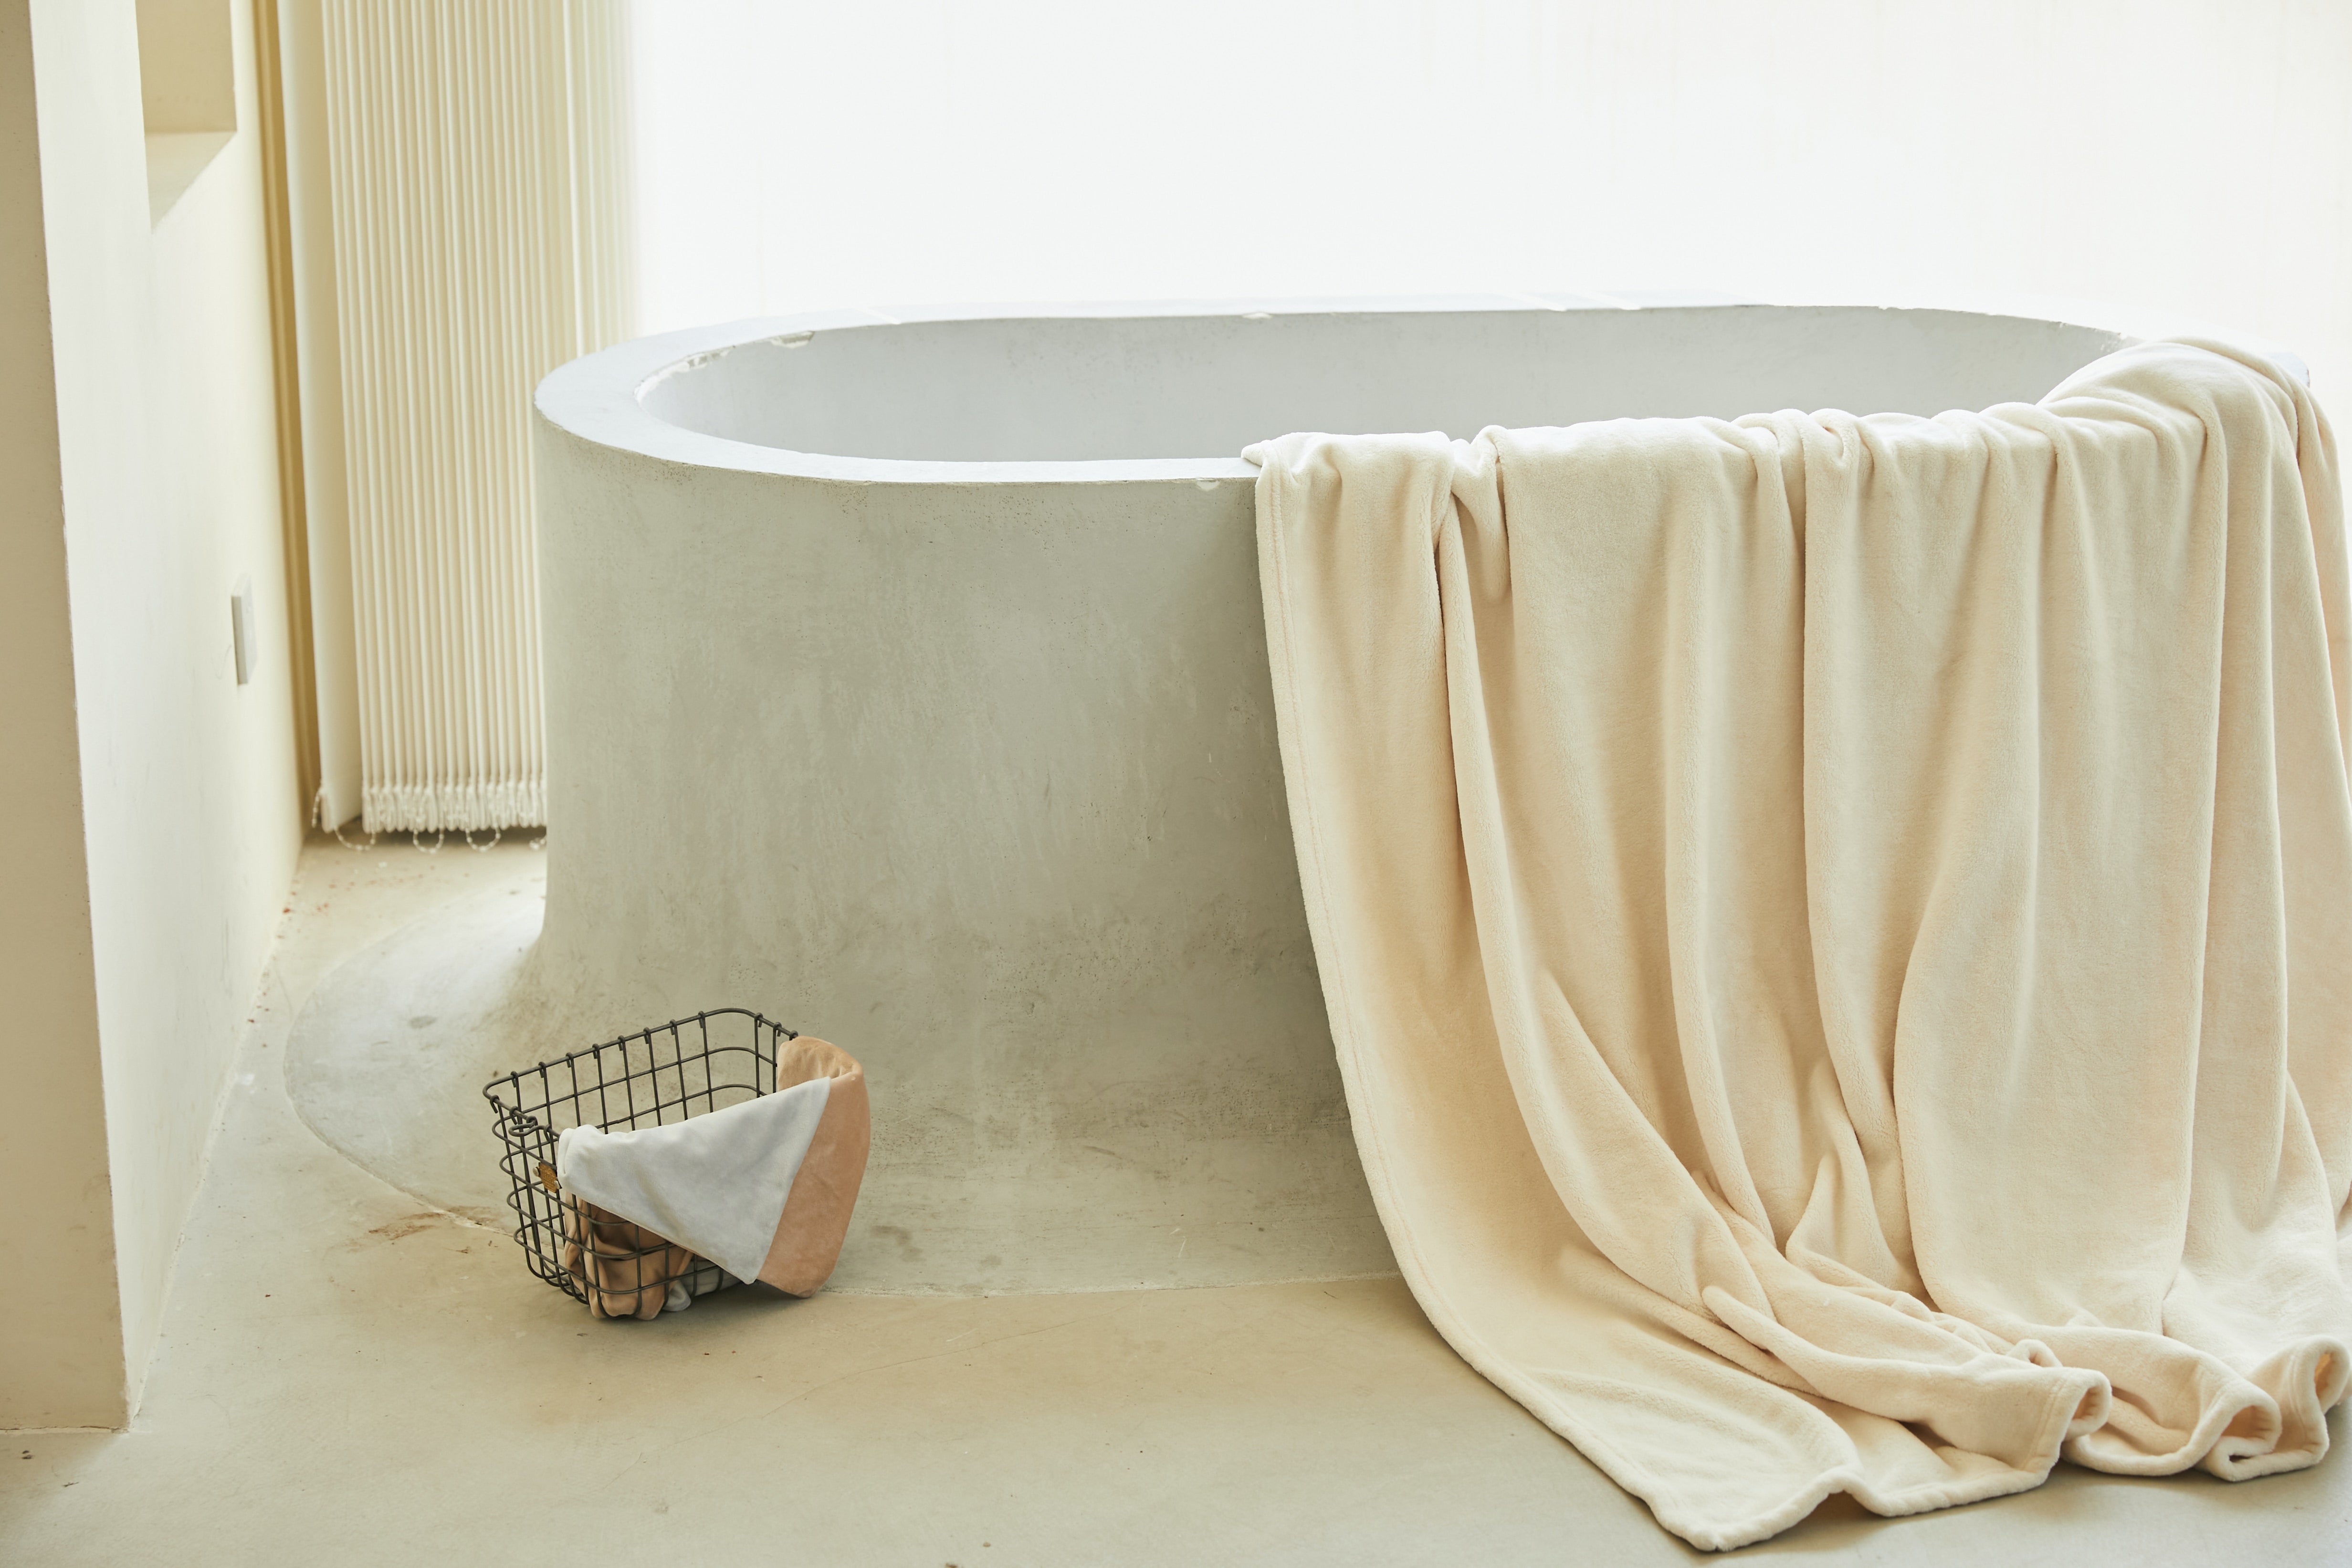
[4,839,2350,1565]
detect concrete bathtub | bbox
[515,296,2195,1293]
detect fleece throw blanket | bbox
[556,1035,871,1305]
[1249,340,2352,1549]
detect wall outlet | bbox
[230,575,257,685]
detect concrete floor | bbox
[5,840,2351,1565]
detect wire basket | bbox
[483,1008,798,1311]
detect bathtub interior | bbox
[634,305,2131,464]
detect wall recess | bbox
[137,0,237,223]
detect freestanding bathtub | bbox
[525,295,2269,1294]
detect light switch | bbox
[231,575,257,685]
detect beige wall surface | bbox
[275,0,357,830]
[11,0,303,1423]
[0,0,129,1433]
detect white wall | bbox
[635,0,2352,403]
[0,0,126,1432]
[13,0,304,1421]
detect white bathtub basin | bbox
[496,298,2232,1292]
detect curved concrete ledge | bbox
[285,879,540,1229]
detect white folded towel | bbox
[556,1076,832,1284]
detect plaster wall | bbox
[0,0,126,1432]
[636,1,2352,407]
[10,0,303,1421]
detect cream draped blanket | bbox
[1248,341,2352,1550]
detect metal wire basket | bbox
[483,1008,798,1311]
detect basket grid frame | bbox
[483,1007,798,1307]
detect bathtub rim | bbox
[532,292,2304,490]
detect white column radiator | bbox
[320,0,632,832]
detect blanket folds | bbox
[1249,340,2352,1549]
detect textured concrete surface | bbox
[284,873,541,1229]
[8,839,2351,1565]
[282,852,1394,1293]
